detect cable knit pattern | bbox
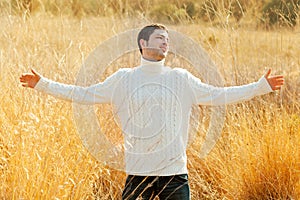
[35,57,273,176]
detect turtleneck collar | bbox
[140,57,165,73]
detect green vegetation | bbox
[262,0,300,27]
[1,0,299,27]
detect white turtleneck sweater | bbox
[34,57,273,176]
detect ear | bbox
[139,39,147,48]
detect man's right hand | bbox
[19,69,41,89]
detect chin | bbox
[156,54,166,61]
[159,51,168,59]
[145,50,167,61]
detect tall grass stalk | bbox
[0,9,299,200]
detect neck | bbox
[140,56,165,73]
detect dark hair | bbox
[137,24,168,54]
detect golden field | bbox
[0,2,300,199]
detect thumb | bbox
[264,68,271,79]
[31,68,40,77]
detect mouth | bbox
[160,47,168,53]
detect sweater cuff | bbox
[257,76,273,95]
[34,76,50,92]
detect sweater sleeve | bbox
[34,69,126,104]
[185,70,273,106]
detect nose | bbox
[161,39,169,50]
[162,37,169,44]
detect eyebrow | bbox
[155,34,169,40]
[156,34,168,37]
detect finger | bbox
[21,83,28,87]
[274,86,282,90]
[20,77,29,83]
[31,68,38,76]
[19,74,31,81]
[264,68,271,78]
[274,75,284,79]
[270,79,282,83]
[277,79,284,84]
[19,76,27,82]
[20,74,27,79]
[274,77,284,82]
[270,76,284,81]
[272,76,284,80]
[31,68,41,78]
[20,73,31,78]
[20,79,26,83]
[275,77,284,83]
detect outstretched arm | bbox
[187,68,284,106]
[197,69,284,158]
[19,68,126,104]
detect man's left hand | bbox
[264,69,284,91]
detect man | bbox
[20,24,284,200]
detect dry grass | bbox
[0,9,299,200]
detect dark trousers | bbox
[122,174,190,200]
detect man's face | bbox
[140,29,169,61]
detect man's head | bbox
[137,24,169,61]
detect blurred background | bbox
[0,0,299,199]
[1,0,300,27]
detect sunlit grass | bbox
[0,10,299,200]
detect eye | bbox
[156,36,169,43]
